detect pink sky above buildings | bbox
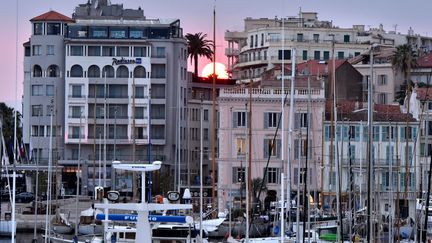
[0,0,431,109]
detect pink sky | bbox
[1,0,431,109]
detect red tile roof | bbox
[30,11,74,22]
[297,59,346,76]
[417,53,432,68]
[325,100,416,122]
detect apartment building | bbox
[225,12,432,84]
[217,67,325,212]
[22,0,188,195]
[322,101,420,219]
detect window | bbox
[33,65,42,77]
[314,51,320,60]
[102,65,115,78]
[46,45,55,55]
[337,51,344,59]
[32,85,44,96]
[203,110,209,121]
[297,33,304,42]
[378,75,388,85]
[343,35,350,43]
[88,46,101,56]
[323,51,330,60]
[232,167,245,183]
[70,46,83,56]
[116,66,129,78]
[233,111,246,127]
[250,35,254,48]
[151,125,165,140]
[151,84,165,99]
[236,138,246,158]
[70,65,83,77]
[70,106,83,118]
[135,85,146,98]
[313,34,319,43]
[134,46,147,57]
[102,46,115,56]
[261,33,264,46]
[151,64,166,78]
[110,27,128,39]
[89,26,108,38]
[46,85,54,96]
[386,145,394,162]
[32,45,42,56]
[255,34,258,47]
[266,168,280,184]
[264,112,281,128]
[108,84,128,98]
[278,50,291,60]
[302,50,308,60]
[150,104,165,119]
[47,23,61,35]
[71,85,82,98]
[355,52,361,56]
[69,126,82,139]
[33,23,43,35]
[133,66,146,78]
[294,168,308,185]
[32,105,43,116]
[263,139,281,158]
[348,125,359,140]
[294,139,310,158]
[31,125,44,137]
[378,93,387,104]
[134,127,148,139]
[295,112,308,128]
[349,145,356,160]
[117,46,129,56]
[154,47,166,58]
[46,105,54,116]
[88,65,100,78]
[203,128,209,140]
[373,126,380,141]
[130,27,144,39]
[134,106,148,119]
[47,65,59,77]
[68,25,88,38]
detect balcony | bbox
[219,87,324,100]
[225,48,240,56]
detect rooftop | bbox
[30,10,74,23]
[325,100,416,122]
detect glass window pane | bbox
[47,23,61,35]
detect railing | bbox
[220,87,324,99]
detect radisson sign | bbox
[112,57,142,66]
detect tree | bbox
[0,103,22,163]
[391,44,418,103]
[391,44,417,224]
[185,32,213,77]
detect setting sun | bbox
[201,62,229,79]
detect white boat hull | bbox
[52,224,74,235]
[78,224,103,235]
[0,221,15,236]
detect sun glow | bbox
[201,62,229,79]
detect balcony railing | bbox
[220,87,324,99]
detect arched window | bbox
[133,66,146,78]
[116,65,129,78]
[47,65,60,77]
[102,65,114,78]
[70,65,83,77]
[33,65,42,77]
[88,65,100,78]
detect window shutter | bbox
[343,126,348,141]
[264,113,269,129]
[412,127,417,140]
[232,168,237,183]
[277,113,282,127]
[308,113,312,129]
[276,139,281,158]
[401,127,406,141]
[294,139,299,159]
[264,139,269,158]
[233,112,238,128]
[294,113,300,129]
[294,168,298,185]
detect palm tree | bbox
[185,32,213,77]
[391,44,417,227]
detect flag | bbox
[19,140,26,162]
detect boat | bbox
[52,209,74,234]
[78,207,103,235]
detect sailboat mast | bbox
[281,16,286,240]
[12,0,18,240]
[302,74,311,243]
[248,80,252,219]
[211,1,217,216]
[245,102,250,241]
[287,47,296,235]
[367,45,374,242]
